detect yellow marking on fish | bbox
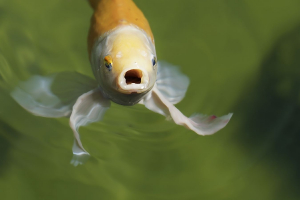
[104,55,112,64]
[88,0,154,57]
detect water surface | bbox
[1,0,300,199]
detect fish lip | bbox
[117,68,149,94]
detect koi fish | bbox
[11,0,232,166]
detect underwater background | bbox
[1,0,300,199]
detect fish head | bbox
[91,26,157,105]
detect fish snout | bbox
[118,68,149,93]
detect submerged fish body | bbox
[11,0,233,166]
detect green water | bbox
[1,0,300,199]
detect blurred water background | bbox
[1,0,300,199]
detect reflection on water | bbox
[0,0,300,200]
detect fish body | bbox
[88,0,157,105]
[87,0,154,55]
[11,0,233,166]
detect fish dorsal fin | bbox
[156,61,190,104]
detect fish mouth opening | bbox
[125,69,142,84]
[118,68,149,94]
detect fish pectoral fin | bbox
[144,87,232,135]
[10,72,97,118]
[70,88,110,166]
[70,140,90,167]
[156,61,190,104]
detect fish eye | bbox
[104,55,112,71]
[152,57,157,67]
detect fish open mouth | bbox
[125,69,142,84]
[118,68,149,94]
